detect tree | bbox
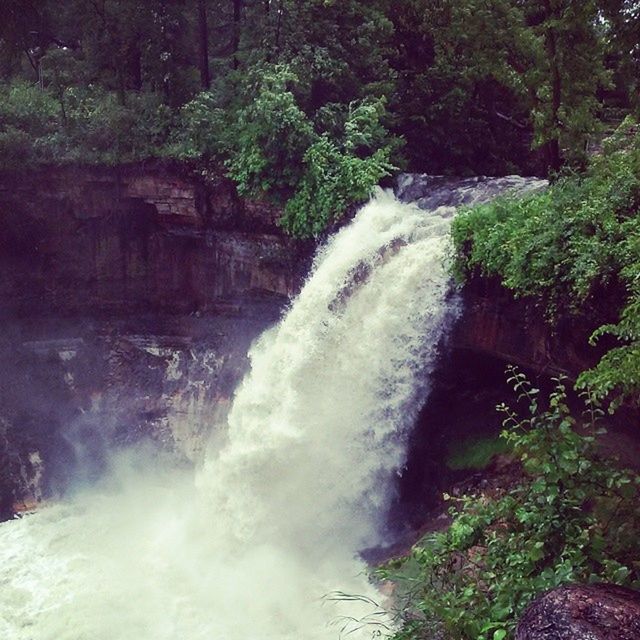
[525,0,609,171]
[598,0,640,113]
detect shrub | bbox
[226,65,315,199]
[0,68,399,237]
[61,87,173,163]
[281,134,394,238]
[377,369,640,640]
[0,81,60,136]
[174,91,228,159]
[226,65,398,237]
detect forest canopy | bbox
[1,0,639,236]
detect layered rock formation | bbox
[0,162,309,515]
[0,161,309,316]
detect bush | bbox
[226,65,316,199]
[0,81,60,136]
[59,87,174,163]
[174,91,229,159]
[0,80,175,166]
[377,369,640,640]
[226,65,398,237]
[451,119,640,409]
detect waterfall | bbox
[0,189,459,640]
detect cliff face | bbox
[0,161,309,316]
[452,280,601,379]
[0,162,311,516]
[2,165,591,378]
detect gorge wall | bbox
[0,161,310,316]
[0,164,595,516]
[1,164,591,378]
[0,162,310,515]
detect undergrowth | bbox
[376,368,640,640]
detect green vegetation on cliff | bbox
[1,1,639,236]
[378,370,640,640]
[383,119,640,640]
[452,119,640,410]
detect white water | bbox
[0,191,458,640]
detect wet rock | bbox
[0,309,284,515]
[450,279,605,378]
[515,584,640,640]
[394,173,547,210]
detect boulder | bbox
[515,584,640,640]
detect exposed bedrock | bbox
[452,278,605,379]
[2,164,581,381]
[0,160,310,316]
[0,311,284,517]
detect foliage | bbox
[525,0,610,170]
[224,66,398,237]
[279,96,398,237]
[173,91,229,159]
[388,0,611,174]
[281,136,394,238]
[377,369,640,640]
[0,81,174,167]
[226,65,315,199]
[452,119,640,407]
[578,290,640,411]
[0,0,638,232]
[387,0,534,174]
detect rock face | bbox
[0,162,310,516]
[0,311,283,517]
[0,161,309,316]
[450,278,608,378]
[516,584,640,640]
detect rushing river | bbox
[0,189,463,639]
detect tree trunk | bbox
[197,0,210,89]
[543,0,562,174]
[232,0,242,70]
[129,41,142,91]
[274,0,283,59]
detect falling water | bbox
[0,189,462,640]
